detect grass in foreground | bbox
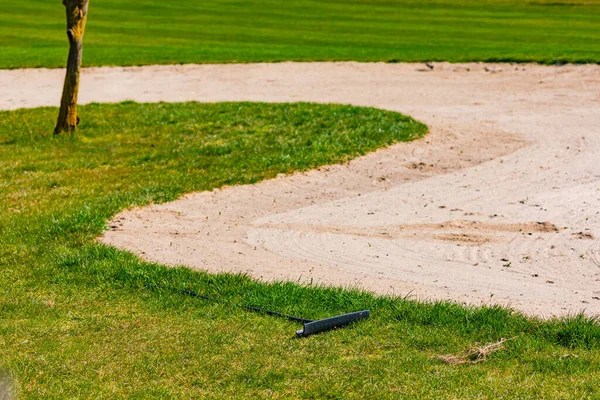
[1,102,600,398]
[1,0,600,69]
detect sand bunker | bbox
[2,62,599,317]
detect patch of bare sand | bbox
[3,62,599,317]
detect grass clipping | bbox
[438,337,516,365]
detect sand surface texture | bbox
[3,62,599,317]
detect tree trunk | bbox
[55,0,90,135]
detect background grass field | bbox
[1,0,600,69]
[1,102,600,398]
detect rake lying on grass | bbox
[438,337,517,365]
[148,284,370,337]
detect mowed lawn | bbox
[1,0,600,68]
[1,102,600,398]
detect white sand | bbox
[3,62,599,317]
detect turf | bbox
[1,102,600,398]
[1,0,600,69]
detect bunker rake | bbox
[148,284,369,337]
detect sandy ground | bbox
[2,62,599,317]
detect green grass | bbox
[1,0,600,69]
[2,101,600,398]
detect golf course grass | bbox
[1,102,600,398]
[1,0,600,69]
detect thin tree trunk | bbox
[55,0,90,135]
